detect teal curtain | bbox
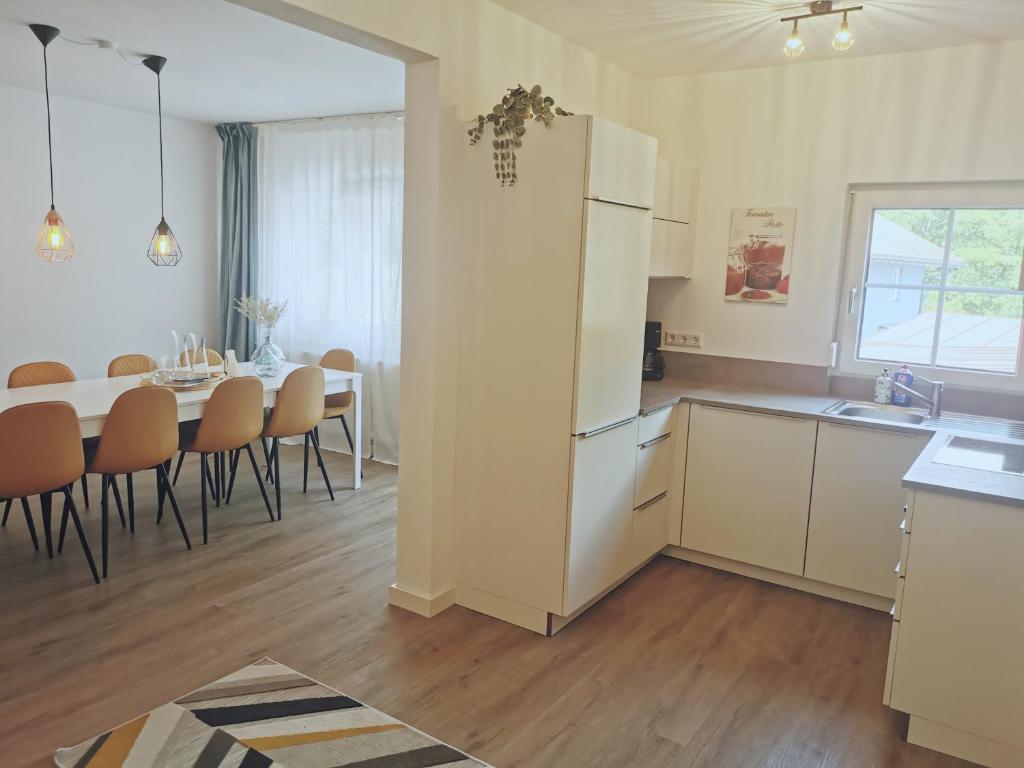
[216,122,258,360]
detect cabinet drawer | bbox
[638,406,674,444]
[635,433,671,507]
[893,575,905,620]
[883,619,900,706]
[631,491,669,567]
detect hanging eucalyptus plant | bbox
[468,84,573,187]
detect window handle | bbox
[847,287,858,314]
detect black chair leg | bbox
[19,497,38,551]
[213,452,222,508]
[200,453,209,545]
[58,486,71,553]
[80,474,89,509]
[262,437,274,484]
[273,438,282,520]
[109,475,126,529]
[41,492,54,559]
[339,415,363,479]
[101,474,109,578]
[225,449,240,505]
[172,450,185,485]
[62,486,99,584]
[204,459,218,504]
[126,473,135,533]
[156,463,191,550]
[310,429,335,501]
[244,443,275,522]
[2,498,10,526]
[156,465,165,524]
[303,433,310,493]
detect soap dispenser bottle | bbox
[873,367,893,404]
[891,363,914,407]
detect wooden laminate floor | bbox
[0,446,972,768]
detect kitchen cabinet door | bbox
[650,219,693,278]
[681,405,817,575]
[573,201,651,435]
[653,157,697,223]
[805,423,929,597]
[586,117,658,209]
[564,419,639,615]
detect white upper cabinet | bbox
[650,219,693,279]
[653,156,697,223]
[572,200,651,434]
[585,117,658,209]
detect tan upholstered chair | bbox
[0,402,98,582]
[6,361,91,509]
[180,377,273,544]
[318,350,361,480]
[262,366,333,519]
[74,386,190,577]
[107,354,157,377]
[178,349,224,368]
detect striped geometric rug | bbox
[54,658,490,767]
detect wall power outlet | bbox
[663,330,703,349]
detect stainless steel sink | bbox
[825,401,928,425]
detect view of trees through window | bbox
[858,207,1024,374]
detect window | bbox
[837,185,1024,390]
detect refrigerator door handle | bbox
[586,195,651,212]
[577,416,637,439]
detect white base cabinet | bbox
[681,405,817,575]
[805,423,929,598]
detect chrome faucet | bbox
[891,375,944,419]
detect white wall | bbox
[0,83,219,381]
[636,40,1024,367]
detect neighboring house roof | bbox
[870,215,962,267]
[861,312,1020,373]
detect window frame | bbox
[834,183,1024,393]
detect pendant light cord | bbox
[157,72,164,218]
[42,44,54,208]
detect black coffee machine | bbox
[642,321,665,381]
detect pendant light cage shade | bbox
[35,206,75,262]
[147,218,183,266]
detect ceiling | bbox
[0,0,405,124]
[491,0,1024,77]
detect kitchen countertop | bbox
[640,378,1024,507]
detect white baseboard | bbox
[663,546,894,612]
[388,582,455,617]
[453,584,550,635]
[908,715,1022,767]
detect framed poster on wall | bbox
[724,207,796,304]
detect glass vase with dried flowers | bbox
[234,295,289,377]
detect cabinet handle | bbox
[578,417,635,439]
[898,518,907,533]
[894,561,904,577]
[639,433,671,449]
[635,491,668,511]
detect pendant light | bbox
[142,55,183,266]
[782,20,805,58]
[30,24,75,263]
[832,11,855,50]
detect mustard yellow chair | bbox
[1,497,37,551]
[179,377,273,544]
[178,349,224,368]
[262,366,332,520]
[317,348,362,481]
[0,401,98,582]
[68,386,190,577]
[108,354,157,377]
[6,361,93,510]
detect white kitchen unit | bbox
[886,490,1024,767]
[680,404,817,575]
[804,423,929,598]
[649,156,698,278]
[453,115,658,635]
[630,404,686,569]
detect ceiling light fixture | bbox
[780,1,863,58]
[29,23,75,263]
[142,55,183,267]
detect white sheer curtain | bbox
[257,113,403,464]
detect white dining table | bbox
[0,362,363,490]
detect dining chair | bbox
[7,361,93,510]
[262,366,333,520]
[0,402,99,582]
[168,348,225,487]
[318,349,362,479]
[178,348,224,368]
[69,386,190,577]
[107,354,157,377]
[177,376,273,544]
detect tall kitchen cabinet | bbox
[454,116,658,633]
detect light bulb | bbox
[833,13,854,51]
[783,21,805,58]
[35,206,75,262]
[157,234,170,255]
[49,226,62,248]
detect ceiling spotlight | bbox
[783,20,805,58]
[832,11,855,50]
